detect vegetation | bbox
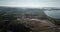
[0,7,60,32]
[0,11,31,32]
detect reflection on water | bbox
[44,10,60,19]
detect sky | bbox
[0,0,60,8]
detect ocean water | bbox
[44,10,60,19]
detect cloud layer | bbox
[0,0,60,7]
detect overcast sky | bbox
[0,0,60,8]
